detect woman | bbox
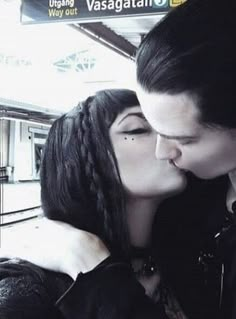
[0,89,188,319]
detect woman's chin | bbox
[168,176,188,196]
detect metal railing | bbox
[0,167,8,182]
[0,206,41,227]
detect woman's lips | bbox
[170,160,188,172]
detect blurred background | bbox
[0,0,169,247]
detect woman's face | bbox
[109,106,187,199]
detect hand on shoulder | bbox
[0,218,110,280]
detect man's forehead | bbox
[139,90,197,114]
[137,89,201,133]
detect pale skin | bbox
[136,88,236,180]
[137,87,236,214]
[3,87,235,314]
[0,106,186,301]
[4,89,236,282]
[0,219,110,280]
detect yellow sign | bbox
[169,0,187,7]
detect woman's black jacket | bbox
[0,257,167,319]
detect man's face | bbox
[137,87,236,179]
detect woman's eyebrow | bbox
[118,112,147,125]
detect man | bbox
[136,0,236,318]
[1,1,234,318]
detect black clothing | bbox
[154,174,236,319]
[2,176,236,319]
[218,222,236,319]
[0,257,168,319]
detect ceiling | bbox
[2,0,166,59]
[76,14,165,59]
[1,0,166,59]
[0,98,62,125]
[103,15,164,47]
[0,1,167,122]
[17,0,167,59]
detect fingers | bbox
[0,218,111,278]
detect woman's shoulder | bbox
[0,257,72,290]
[0,257,69,318]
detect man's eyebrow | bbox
[118,112,147,125]
[156,131,198,140]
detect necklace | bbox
[131,247,159,277]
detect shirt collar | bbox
[227,170,236,213]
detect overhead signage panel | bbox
[21,0,187,24]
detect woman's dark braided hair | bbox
[40,89,139,257]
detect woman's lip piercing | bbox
[171,160,188,172]
[169,160,179,169]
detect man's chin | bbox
[191,170,222,180]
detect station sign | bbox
[21,0,187,24]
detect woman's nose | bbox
[155,135,181,160]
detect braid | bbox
[79,100,113,246]
[42,90,136,258]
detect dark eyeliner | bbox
[123,128,148,134]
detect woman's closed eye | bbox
[122,128,150,135]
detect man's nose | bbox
[155,134,181,160]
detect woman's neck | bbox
[126,197,161,248]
